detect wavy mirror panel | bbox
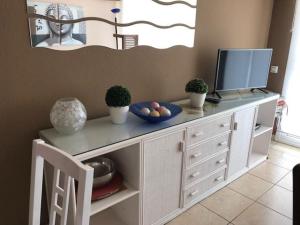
[26,0,197,50]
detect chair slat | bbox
[49,168,61,225]
[29,140,45,225]
[60,175,71,225]
[55,186,64,196]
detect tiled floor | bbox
[167,141,299,225]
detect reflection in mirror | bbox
[26,0,197,50]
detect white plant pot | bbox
[190,93,207,108]
[109,106,129,124]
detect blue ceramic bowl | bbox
[130,102,182,123]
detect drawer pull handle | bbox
[215,176,224,182]
[216,159,226,164]
[190,172,201,178]
[193,132,204,138]
[179,141,185,152]
[190,190,199,197]
[191,153,202,158]
[218,141,227,146]
[220,123,230,128]
[234,122,238,130]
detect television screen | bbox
[214,49,273,91]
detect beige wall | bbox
[267,0,296,94]
[0,0,273,224]
[197,0,274,88]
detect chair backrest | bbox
[122,35,139,50]
[112,34,138,50]
[29,139,93,225]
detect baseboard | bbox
[275,131,300,148]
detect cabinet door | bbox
[143,131,184,225]
[228,107,256,178]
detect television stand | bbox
[251,88,269,94]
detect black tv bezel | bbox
[213,48,273,93]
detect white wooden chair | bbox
[29,139,93,225]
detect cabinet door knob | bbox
[193,132,204,138]
[216,159,226,164]
[218,141,227,146]
[189,190,199,197]
[191,153,202,158]
[214,176,224,182]
[190,171,201,178]
[220,123,230,128]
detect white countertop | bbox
[40,91,279,156]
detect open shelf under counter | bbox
[90,208,127,225]
[248,152,267,168]
[249,128,273,168]
[90,192,140,225]
[90,182,139,216]
[253,125,273,138]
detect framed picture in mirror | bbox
[27,1,86,47]
[26,0,197,50]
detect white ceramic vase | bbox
[50,98,87,134]
[190,93,207,108]
[109,106,129,124]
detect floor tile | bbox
[272,140,300,150]
[166,212,190,225]
[277,172,293,191]
[227,174,273,200]
[167,204,228,225]
[232,203,292,225]
[258,185,293,218]
[248,161,289,183]
[268,149,299,170]
[201,187,253,221]
[270,142,300,159]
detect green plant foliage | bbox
[185,79,208,94]
[105,85,131,107]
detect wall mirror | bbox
[26,0,197,50]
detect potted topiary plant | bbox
[185,78,208,108]
[105,85,131,124]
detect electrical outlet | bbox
[270,66,279,74]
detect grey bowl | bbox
[86,158,116,188]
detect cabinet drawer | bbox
[186,133,231,168]
[184,169,226,205]
[185,152,228,186]
[187,115,232,146]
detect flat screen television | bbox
[214,48,273,92]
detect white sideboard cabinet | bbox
[37,91,279,225]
